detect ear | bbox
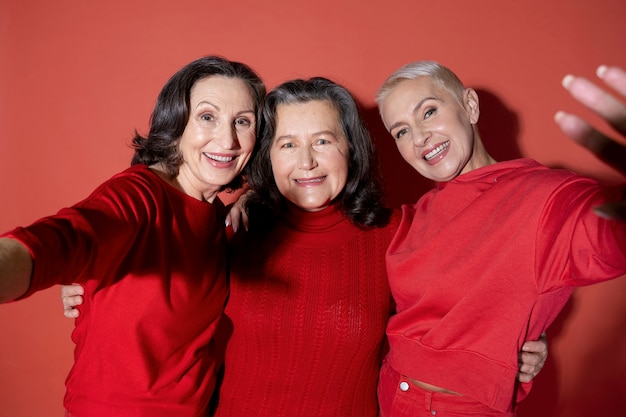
[464,88,480,125]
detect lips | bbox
[203,152,237,162]
[423,141,449,161]
[294,176,326,184]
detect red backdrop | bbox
[1,1,625,415]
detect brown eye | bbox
[234,117,252,130]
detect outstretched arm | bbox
[0,237,33,303]
[555,65,626,220]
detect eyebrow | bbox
[195,101,255,115]
[387,96,439,133]
[195,100,218,111]
[274,130,337,142]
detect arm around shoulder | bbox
[0,237,33,303]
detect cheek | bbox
[240,131,257,152]
[330,156,349,193]
[270,154,291,193]
[396,141,416,163]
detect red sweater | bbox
[4,165,228,417]
[384,159,626,413]
[214,204,400,416]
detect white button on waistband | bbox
[399,381,409,391]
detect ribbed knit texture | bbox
[214,204,400,416]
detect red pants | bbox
[377,360,516,417]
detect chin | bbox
[293,199,331,212]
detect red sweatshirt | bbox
[214,204,399,416]
[4,164,228,417]
[383,159,626,413]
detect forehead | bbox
[380,77,454,122]
[275,100,341,129]
[190,75,253,106]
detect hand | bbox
[517,332,548,383]
[61,283,84,318]
[555,65,626,220]
[0,237,33,303]
[225,190,253,233]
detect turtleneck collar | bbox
[284,202,347,233]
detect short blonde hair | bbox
[376,60,466,107]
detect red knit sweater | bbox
[4,165,228,417]
[214,204,400,416]
[384,159,626,413]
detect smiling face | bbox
[270,100,350,212]
[379,76,488,182]
[176,75,256,201]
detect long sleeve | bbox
[3,165,229,417]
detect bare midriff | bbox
[408,377,463,396]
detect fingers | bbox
[224,211,235,232]
[226,204,244,233]
[555,111,626,173]
[556,65,626,176]
[522,331,548,354]
[225,190,252,233]
[561,66,626,135]
[517,350,545,383]
[517,336,548,382]
[61,283,84,297]
[240,209,250,231]
[63,302,81,319]
[62,294,82,318]
[600,66,626,105]
[61,284,84,319]
[593,202,626,221]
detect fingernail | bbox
[554,111,566,122]
[225,218,231,227]
[562,74,574,88]
[593,205,621,220]
[232,224,238,233]
[597,65,608,79]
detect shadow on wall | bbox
[359,87,522,209]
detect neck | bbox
[463,132,497,174]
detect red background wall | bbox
[1,1,625,415]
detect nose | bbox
[215,123,239,150]
[297,146,318,170]
[413,125,431,147]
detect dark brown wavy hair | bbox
[130,55,265,192]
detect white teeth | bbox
[204,153,235,162]
[295,177,324,184]
[424,141,449,161]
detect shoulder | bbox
[74,165,170,220]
